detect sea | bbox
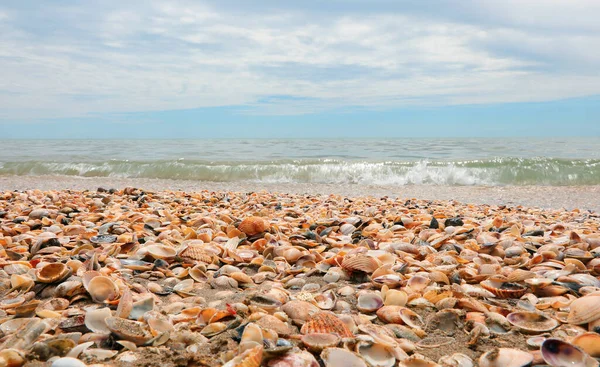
[1,138,599,186]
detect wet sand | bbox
[1,175,599,212]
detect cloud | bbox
[0,0,599,121]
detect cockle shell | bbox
[85,276,119,303]
[301,333,341,352]
[301,312,353,338]
[36,263,71,283]
[481,280,528,299]
[239,217,269,236]
[341,255,381,274]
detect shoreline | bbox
[1,175,599,212]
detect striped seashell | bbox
[481,280,528,299]
[178,245,214,263]
[238,216,269,236]
[222,345,263,367]
[301,312,354,338]
[341,255,381,274]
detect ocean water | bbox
[1,138,599,186]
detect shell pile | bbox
[1,187,600,367]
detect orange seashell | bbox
[223,345,263,367]
[341,255,381,274]
[239,217,269,236]
[481,280,528,299]
[301,312,353,338]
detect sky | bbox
[0,0,599,138]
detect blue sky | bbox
[0,0,599,138]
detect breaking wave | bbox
[1,158,600,186]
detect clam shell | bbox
[506,312,559,334]
[145,244,177,260]
[541,338,598,367]
[321,348,367,367]
[357,341,397,367]
[85,276,119,303]
[377,306,424,329]
[357,292,384,313]
[301,312,354,338]
[567,294,600,325]
[36,263,71,283]
[301,333,340,352]
[84,307,112,334]
[105,317,152,345]
[223,345,263,367]
[571,332,600,358]
[479,348,534,367]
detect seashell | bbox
[85,276,119,304]
[223,344,263,367]
[341,255,381,274]
[376,306,424,329]
[255,315,292,337]
[282,300,319,325]
[267,350,319,367]
[105,317,152,345]
[67,341,94,358]
[84,307,112,334]
[571,332,600,358]
[506,311,559,334]
[384,290,408,306]
[201,322,228,337]
[357,340,397,367]
[398,355,440,367]
[301,333,340,352]
[438,353,473,367]
[301,312,353,338]
[239,216,269,236]
[129,296,155,320]
[145,244,177,260]
[321,348,367,367]
[479,348,534,367]
[481,280,528,299]
[315,290,337,310]
[240,323,263,352]
[36,263,71,283]
[115,287,133,319]
[567,294,600,325]
[541,338,598,367]
[179,245,214,263]
[50,357,87,367]
[357,292,384,313]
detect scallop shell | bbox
[481,280,528,299]
[179,245,214,263]
[239,217,269,236]
[506,311,559,334]
[341,255,381,274]
[301,312,354,338]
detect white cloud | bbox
[0,0,599,120]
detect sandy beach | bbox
[1,181,600,366]
[1,175,599,212]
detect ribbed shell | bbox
[301,312,353,338]
[341,255,381,274]
[238,217,269,236]
[178,245,214,263]
[481,280,528,299]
